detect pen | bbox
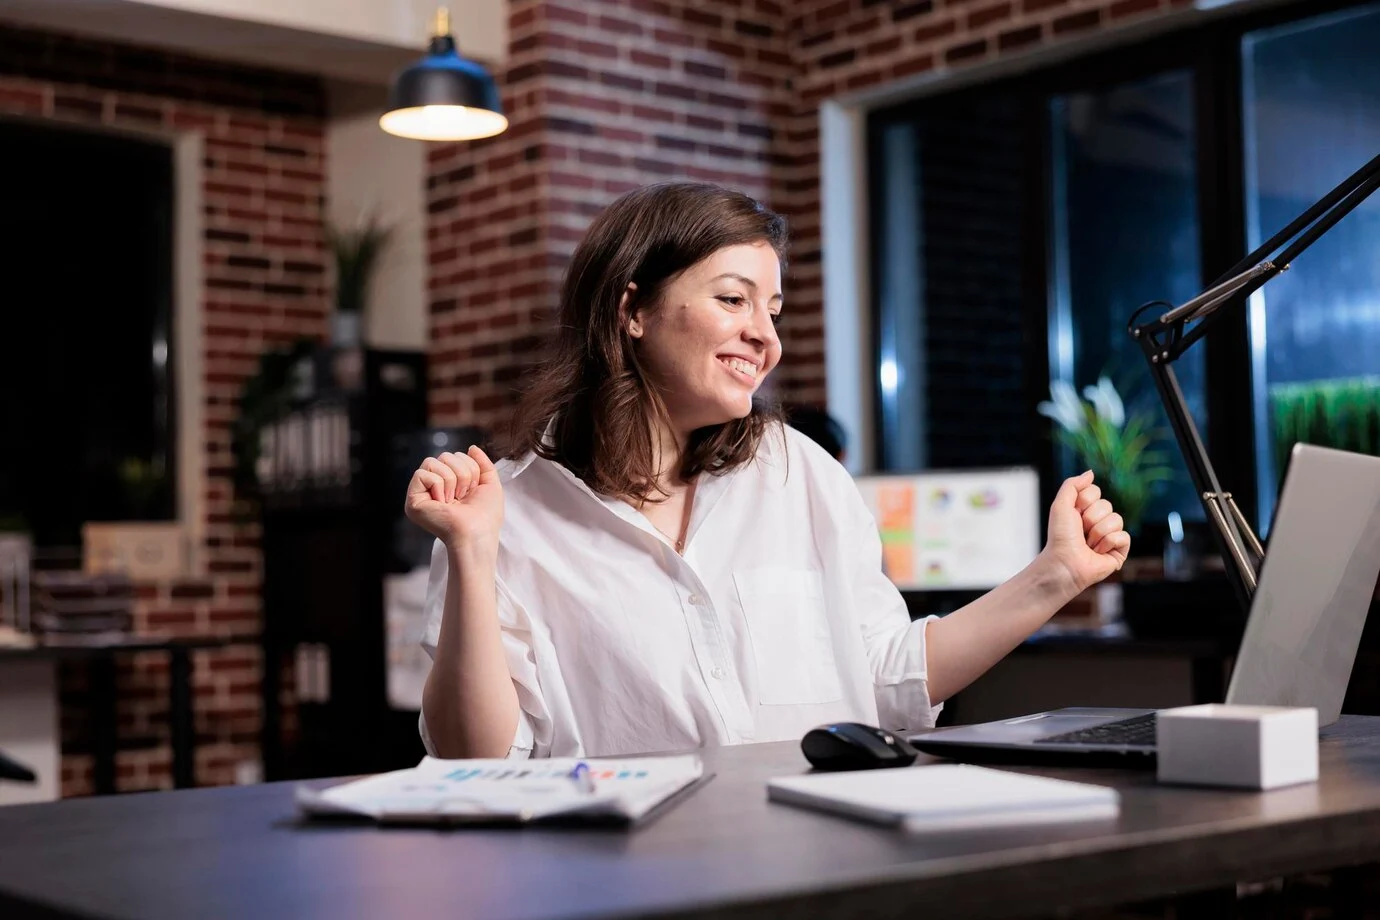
[568,762,598,794]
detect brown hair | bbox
[507,182,789,503]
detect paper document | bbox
[768,764,1119,831]
[297,754,706,826]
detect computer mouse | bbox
[800,722,920,771]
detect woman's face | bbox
[628,242,783,434]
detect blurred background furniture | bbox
[30,573,133,642]
[256,346,461,781]
[0,750,34,783]
[0,634,256,803]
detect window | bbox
[871,92,1029,473]
[1242,2,1380,531]
[1048,71,1205,522]
[0,120,175,546]
[868,0,1380,547]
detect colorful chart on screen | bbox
[852,468,1041,591]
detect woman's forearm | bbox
[923,553,1082,704]
[421,541,521,758]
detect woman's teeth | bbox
[723,358,757,378]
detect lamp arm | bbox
[1212,151,1380,288]
[1170,164,1380,361]
[1128,151,1380,613]
[1135,335,1261,614]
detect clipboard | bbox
[296,754,709,829]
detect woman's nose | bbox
[744,304,778,347]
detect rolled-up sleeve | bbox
[418,539,549,759]
[848,502,943,732]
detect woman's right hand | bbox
[404,446,505,549]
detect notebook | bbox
[767,764,1119,831]
[296,754,707,827]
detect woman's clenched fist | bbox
[404,446,504,550]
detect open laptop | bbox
[909,443,1380,767]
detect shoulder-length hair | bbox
[507,182,789,503]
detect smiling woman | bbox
[403,181,1132,762]
[508,182,789,505]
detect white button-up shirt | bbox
[420,424,941,759]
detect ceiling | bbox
[0,0,506,85]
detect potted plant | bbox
[1038,376,1176,537]
[326,214,393,349]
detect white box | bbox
[1156,704,1319,790]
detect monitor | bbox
[852,468,1041,592]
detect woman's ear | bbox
[620,282,643,338]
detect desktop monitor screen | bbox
[852,468,1041,591]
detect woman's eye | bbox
[718,295,746,307]
[770,312,784,327]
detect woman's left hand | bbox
[1040,470,1131,595]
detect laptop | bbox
[909,443,1380,768]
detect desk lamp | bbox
[1129,152,1380,614]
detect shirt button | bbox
[710,666,726,680]
[687,593,704,606]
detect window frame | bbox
[865,0,1375,538]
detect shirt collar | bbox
[499,418,556,481]
[504,420,786,552]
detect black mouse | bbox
[800,722,920,771]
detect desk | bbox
[0,635,256,797]
[4,718,1380,919]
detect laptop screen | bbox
[1226,444,1380,724]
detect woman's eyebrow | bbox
[709,273,783,302]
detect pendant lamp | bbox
[379,7,508,142]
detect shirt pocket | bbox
[734,566,843,706]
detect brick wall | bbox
[0,25,327,794]
[428,0,1194,428]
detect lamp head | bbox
[379,6,508,142]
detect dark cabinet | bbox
[258,347,430,780]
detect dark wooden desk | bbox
[5,718,1380,919]
[0,635,257,793]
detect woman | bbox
[407,182,1129,760]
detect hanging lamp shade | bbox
[379,7,508,142]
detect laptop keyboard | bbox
[1038,713,1158,748]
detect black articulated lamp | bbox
[380,6,508,142]
[1129,152,1380,615]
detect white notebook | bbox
[768,764,1119,831]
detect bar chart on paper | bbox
[295,755,707,825]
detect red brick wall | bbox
[0,25,327,794]
[428,0,1193,425]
